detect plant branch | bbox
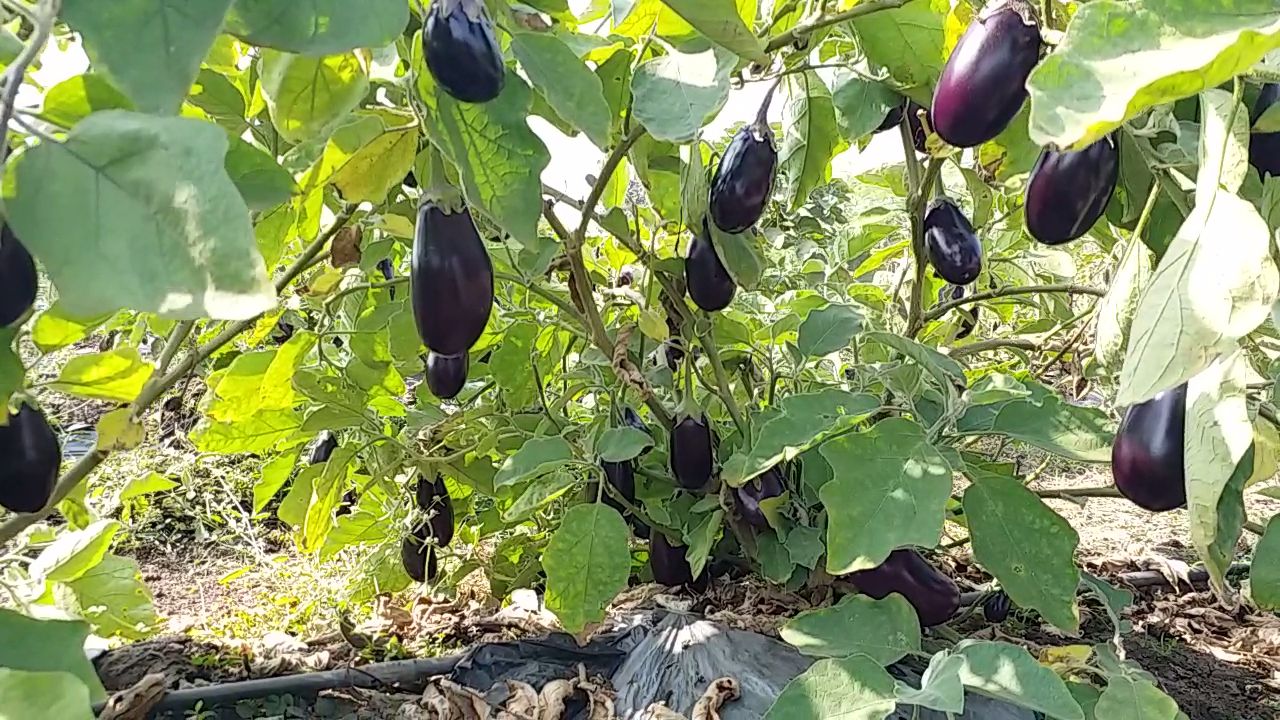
[948,338,1040,358]
[901,129,940,338]
[922,284,1105,324]
[763,0,908,53]
[1036,486,1121,501]
[695,323,746,433]
[0,0,57,164]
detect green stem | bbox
[763,0,908,53]
[696,323,746,433]
[921,284,1105,324]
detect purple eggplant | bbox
[1112,383,1187,512]
[425,351,469,400]
[875,101,905,134]
[734,466,785,529]
[1250,83,1280,178]
[905,101,929,153]
[401,523,438,583]
[670,412,716,491]
[924,198,982,285]
[0,404,60,514]
[1025,135,1119,245]
[411,201,494,355]
[423,0,505,104]
[983,591,1012,623]
[0,226,37,328]
[685,221,736,312]
[709,95,778,233]
[416,474,455,547]
[847,549,961,627]
[307,431,338,465]
[650,532,706,590]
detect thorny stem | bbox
[922,284,1105,324]
[763,0,908,53]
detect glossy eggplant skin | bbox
[401,524,433,583]
[924,199,982,285]
[416,474,455,547]
[650,532,706,590]
[423,0,505,104]
[0,404,60,514]
[846,549,961,627]
[709,122,777,233]
[1250,83,1280,177]
[377,258,396,300]
[983,591,1012,623]
[685,222,736,312]
[425,351,469,400]
[875,101,905,134]
[308,431,338,465]
[931,0,1041,148]
[599,460,636,514]
[1111,383,1188,512]
[905,101,929,153]
[1025,136,1119,246]
[735,467,785,529]
[623,406,650,439]
[670,414,715,491]
[411,202,494,355]
[0,226,37,328]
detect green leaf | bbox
[206,334,314,421]
[542,504,631,634]
[0,611,106,702]
[780,70,844,210]
[1196,88,1249,203]
[895,651,966,714]
[764,654,897,720]
[1095,238,1154,372]
[488,321,540,409]
[954,378,1115,463]
[118,472,179,503]
[328,115,420,205]
[30,303,113,353]
[630,48,733,143]
[754,531,796,583]
[657,0,766,62]
[226,0,409,54]
[684,509,723,578]
[261,50,369,144]
[780,594,921,665]
[850,0,947,104]
[831,71,900,143]
[963,473,1081,632]
[708,223,765,290]
[414,45,550,247]
[1026,0,1280,150]
[629,135,684,221]
[190,409,303,453]
[60,554,158,640]
[863,330,965,389]
[1251,515,1280,610]
[955,640,1085,720]
[1095,675,1179,720]
[50,349,154,403]
[797,303,862,356]
[495,436,577,488]
[819,418,952,573]
[5,111,272,321]
[0,330,19,412]
[503,471,578,522]
[60,0,234,115]
[512,32,613,149]
[225,137,298,211]
[39,73,132,129]
[254,452,298,513]
[30,520,121,583]
[0,670,94,720]
[597,427,654,462]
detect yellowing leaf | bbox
[51,349,153,403]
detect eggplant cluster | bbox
[1111,383,1187,512]
[847,549,960,627]
[411,201,494,400]
[422,0,505,104]
[923,198,982,286]
[670,411,716,492]
[734,466,785,529]
[402,474,456,583]
[650,531,707,591]
[0,226,37,328]
[1024,136,1119,246]
[685,221,736,312]
[0,403,61,514]
[1251,84,1280,178]
[709,96,778,234]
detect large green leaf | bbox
[226,0,409,54]
[495,436,577,488]
[225,137,298,211]
[29,520,121,583]
[1095,238,1153,373]
[190,409,304,453]
[831,71,901,143]
[764,654,897,720]
[488,321,540,410]
[797,303,862,357]
[1027,0,1280,150]
[657,0,766,62]
[512,32,613,149]
[630,48,734,143]
[955,640,1085,720]
[0,670,94,720]
[38,74,132,129]
[596,427,653,462]
[1094,676,1179,720]
[0,611,106,702]
[964,474,1081,632]
[260,50,369,145]
[895,651,966,715]
[850,0,947,105]
[780,594,921,665]
[1251,515,1280,610]
[542,504,630,634]
[60,554,158,640]
[708,223,765,289]
[954,378,1115,463]
[819,418,952,573]
[414,47,550,248]
[49,349,153,403]
[30,304,112,354]
[0,330,21,413]
[5,111,272,321]
[780,70,844,210]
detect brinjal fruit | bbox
[875,101,905,134]
[1025,135,1120,246]
[416,474,455,547]
[931,0,1042,148]
[599,460,636,518]
[846,549,961,627]
[947,285,979,339]
[1111,383,1187,512]
[709,95,778,233]
[924,198,982,285]
[983,591,1012,623]
[377,258,397,300]
[734,466,785,529]
[623,406,650,438]
[0,404,60,514]
[0,226,37,328]
[670,412,715,491]
[308,431,338,465]
[650,532,706,590]
[426,351,469,399]
[401,524,433,583]
[685,222,736,312]
[411,202,494,355]
[905,101,929,154]
[1250,83,1280,177]
[423,0,505,104]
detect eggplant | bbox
[599,460,636,518]
[983,591,1012,623]
[425,351,469,400]
[931,0,1042,148]
[709,96,778,233]
[946,285,979,339]
[0,226,37,328]
[0,404,60,514]
[423,0,505,104]
[1025,135,1120,245]
[650,532,706,590]
[670,412,716,491]
[924,198,982,285]
[416,474,455,547]
[1111,383,1187,512]
[401,524,435,583]
[663,338,686,371]
[734,467,785,529]
[875,100,905,134]
[411,201,494,356]
[1250,83,1280,178]
[403,170,419,189]
[846,549,961,627]
[623,406,650,438]
[905,101,929,153]
[685,221,736,312]
[307,431,338,465]
[377,258,397,300]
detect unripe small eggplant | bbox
[599,460,636,514]
[308,431,338,465]
[411,202,494,356]
[0,404,60,514]
[416,474,455,547]
[426,351,469,400]
[875,101,905,134]
[685,222,736,312]
[931,0,1042,148]
[0,226,37,328]
[650,532,706,590]
[709,97,778,233]
[847,549,961,627]
[734,466,785,529]
[401,524,435,583]
[423,0,505,104]
[670,412,716,491]
[946,285,979,339]
[924,198,982,285]
[1025,135,1119,245]
[905,101,929,153]
[377,258,397,300]
[983,591,1012,623]
[1112,383,1187,512]
[1250,83,1280,178]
